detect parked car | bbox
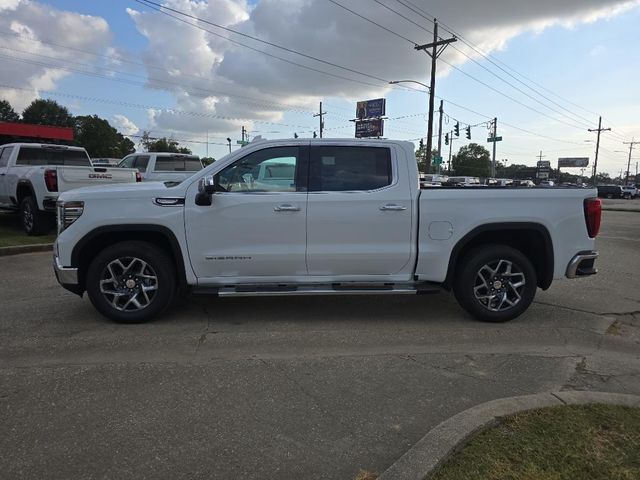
[597,185,624,199]
[513,179,535,187]
[621,185,637,199]
[54,138,600,324]
[420,174,448,188]
[448,176,482,186]
[0,143,140,235]
[118,152,203,183]
[539,180,555,187]
[91,158,121,167]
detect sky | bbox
[0,0,639,177]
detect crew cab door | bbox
[306,144,414,277]
[0,146,13,205]
[185,145,309,280]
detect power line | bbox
[392,0,632,141]
[134,0,398,85]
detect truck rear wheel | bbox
[86,241,176,323]
[453,244,537,322]
[20,196,49,236]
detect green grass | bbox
[0,213,56,247]
[431,404,640,480]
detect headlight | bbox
[57,201,84,234]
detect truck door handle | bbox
[379,204,407,211]
[274,204,301,212]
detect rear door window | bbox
[309,146,392,192]
[16,147,91,166]
[133,155,150,171]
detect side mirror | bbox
[199,174,216,195]
[196,175,216,206]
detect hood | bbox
[58,180,187,202]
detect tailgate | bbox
[56,166,138,192]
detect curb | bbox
[0,243,53,257]
[378,391,640,480]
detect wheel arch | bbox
[71,225,188,294]
[443,222,554,291]
[16,180,36,204]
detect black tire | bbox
[86,241,176,323]
[20,196,49,236]
[453,244,537,323]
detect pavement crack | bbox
[550,392,567,405]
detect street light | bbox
[389,80,430,91]
[389,79,436,172]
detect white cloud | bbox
[112,114,139,136]
[589,45,606,57]
[0,0,112,111]
[125,0,639,136]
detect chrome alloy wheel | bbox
[22,201,33,231]
[473,259,526,312]
[99,257,158,312]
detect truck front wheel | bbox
[453,244,537,322]
[86,241,176,323]
[20,196,49,236]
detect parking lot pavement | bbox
[1,211,639,480]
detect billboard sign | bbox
[558,157,589,168]
[355,119,384,138]
[356,98,386,119]
[537,160,551,169]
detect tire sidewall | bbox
[20,197,43,235]
[86,241,176,323]
[454,245,537,322]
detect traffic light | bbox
[445,133,449,145]
[454,122,460,137]
[313,131,317,138]
[419,138,424,150]
[465,125,471,140]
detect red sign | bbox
[0,121,74,141]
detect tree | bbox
[22,99,74,127]
[0,99,19,122]
[74,115,135,158]
[451,143,491,177]
[201,157,215,166]
[141,132,192,154]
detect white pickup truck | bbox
[0,143,140,235]
[53,138,601,324]
[117,152,203,183]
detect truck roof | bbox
[1,142,87,151]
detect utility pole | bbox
[226,137,232,154]
[448,130,457,173]
[206,131,209,157]
[623,139,638,185]
[437,100,444,174]
[588,116,611,185]
[241,126,246,144]
[313,101,326,138]
[414,19,456,165]
[491,117,498,177]
[537,150,545,163]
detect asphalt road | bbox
[1,211,639,480]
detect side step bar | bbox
[192,283,441,297]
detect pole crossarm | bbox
[414,37,457,57]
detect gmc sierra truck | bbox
[0,143,139,235]
[53,138,601,324]
[117,152,203,183]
